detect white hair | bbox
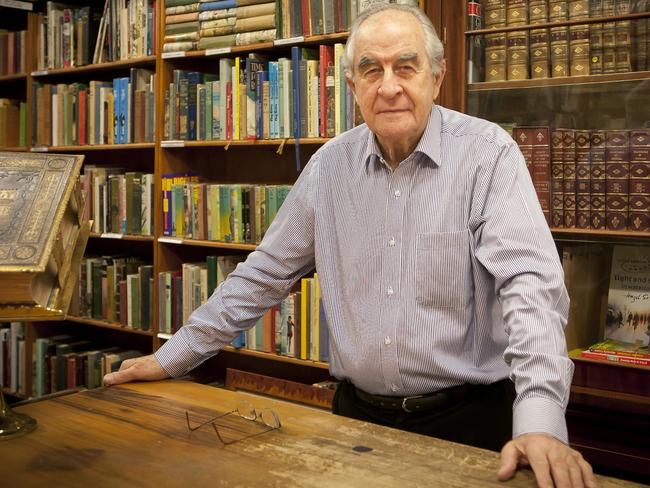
[344,4,445,77]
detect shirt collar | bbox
[363,106,442,171]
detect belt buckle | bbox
[401,394,423,413]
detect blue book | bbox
[318,299,329,362]
[231,331,245,349]
[112,78,121,143]
[187,71,204,140]
[291,46,301,140]
[120,77,129,144]
[268,61,279,138]
[198,0,237,12]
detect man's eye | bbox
[397,65,416,74]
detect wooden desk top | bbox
[0,380,640,487]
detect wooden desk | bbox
[0,380,640,487]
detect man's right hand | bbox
[103,354,170,386]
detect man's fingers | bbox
[497,442,520,481]
[528,456,554,488]
[104,367,137,386]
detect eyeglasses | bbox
[185,400,281,445]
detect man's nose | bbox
[377,70,403,98]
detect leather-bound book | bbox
[575,130,591,228]
[529,0,550,79]
[506,0,529,80]
[562,129,577,228]
[589,0,604,74]
[0,152,90,319]
[589,131,607,229]
[568,0,590,76]
[628,129,650,231]
[605,130,630,230]
[551,129,565,228]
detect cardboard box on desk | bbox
[0,152,90,320]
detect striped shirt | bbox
[156,105,573,443]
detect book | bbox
[587,338,650,358]
[0,152,90,320]
[604,245,650,346]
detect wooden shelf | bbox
[157,237,257,251]
[0,146,28,152]
[468,70,650,91]
[162,138,329,148]
[31,143,155,152]
[90,232,154,242]
[30,55,156,77]
[167,32,349,59]
[65,315,155,336]
[0,72,27,82]
[223,345,329,370]
[551,228,650,242]
[465,11,650,36]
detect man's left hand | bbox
[498,433,597,488]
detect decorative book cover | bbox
[604,245,650,346]
[0,152,90,320]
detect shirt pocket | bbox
[415,230,471,309]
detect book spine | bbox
[589,131,607,229]
[581,350,650,366]
[562,129,577,228]
[551,129,564,228]
[605,130,630,230]
[628,129,650,231]
[575,130,591,228]
[589,0,604,74]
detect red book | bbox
[319,45,334,138]
[580,350,650,367]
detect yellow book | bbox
[311,273,320,361]
[234,57,240,140]
[300,277,311,360]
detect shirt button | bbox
[388,237,395,247]
[394,189,401,198]
[384,336,392,345]
[391,384,399,392]
[387,286,394,296]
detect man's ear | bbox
[345,71,356,99]
[433,59,447,100]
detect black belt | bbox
[353,383,475,413]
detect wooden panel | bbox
[1,380,642,487]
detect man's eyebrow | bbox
[358,56,378,70]
[397,53,418,63]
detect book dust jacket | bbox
[605,245,650,346]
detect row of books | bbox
[511,126,650,232]
[233,274,329,362]
[32,335,143,397]
[36,0,156,71]
[164,46,361,142]
[68,256,155,331]
[80,166,155,236]
[0,29,27,76]
[158,254,246,333]
[0,323,25,396]
[32,68,156,147]
[0,99,27,148]
[163,0,277,52]
[162,0,418,53]
[162,179,292,243]
[474,0,650,82]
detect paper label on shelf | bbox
[205,47,231,56]
[161,140,185,148]
[31,70,48,77]
[30,146,49,152]
[101,233,124,239]
[158,237,183,244]
[0,0,33,11]
[162,51,186,59]
[157,333,173,340]
[274,36,305,46]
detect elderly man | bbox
[105,4,596,487]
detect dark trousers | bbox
[332,379,516,452]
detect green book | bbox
[206,255,218,296]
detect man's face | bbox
[347,11,445,148]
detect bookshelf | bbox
[1,0,434,404]
[454,0,650,479]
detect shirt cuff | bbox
[513,396,568,444]
[154,331,206,378]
